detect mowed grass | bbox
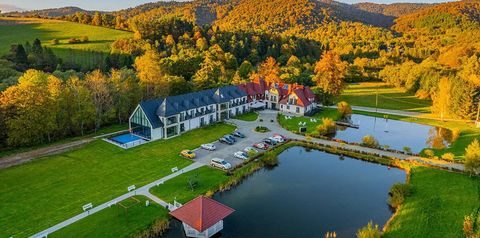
[0,17,131,58]
[278,108,340,133]
[384,167,480,237]
[233,111,259,121]
[355,110,480,160]
[339,82,432,113]
[50,196,169,238]
[0,123,235,237]
[150,166,229,204]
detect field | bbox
[355,110,480,160]
[0,17,131,66]
[384,167,480,237]
[278,108,340,133]
[339,82,432,113]
[150,166,229,204]
[0,123,235,237]
[233,111,259,121]
[50,196,169,238]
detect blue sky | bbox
[3,0,455,11]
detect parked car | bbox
[219,136,234,145]
[201,143,216,151]
[211,158,232,170]
[273,133,287,140]
[253,142,269,150]
[244,146,258,154]
[234,151,248,160]
[262,138,276,145]
[180,150,196,159]
[225,134,237,142]
[232,131,246,138]
[269,136,283,143]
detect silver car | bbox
[201,143,216,151]
[211,158,232,170]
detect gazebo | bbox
[169,196,235,238]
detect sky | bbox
[1,0,455,12]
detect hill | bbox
[353,2,431,17]
[2,6,95,18]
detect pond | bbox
[162,146,405,238]
[333,114,454,153]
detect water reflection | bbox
[331,114,452,153]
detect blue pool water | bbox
[109,134,143,144]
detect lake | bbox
[333,114,453,153]
[162,146,406,238]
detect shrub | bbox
[254,126,270,133]
[441,152,455,162]
[50,39,59,45]
[465,139,480,175]
[424,149,435,158]
[316,118,337,136]
[388,183,411,209]
[451,128,461,142]
[356,221,381,238]
[262,150,279,167]
[337,101,352,118]
[134,218,169,238]
[81,36,89,43]
[362,135,379,148]
[403,146,412,154]
[68,38,81,44]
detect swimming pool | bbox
[109,133,143,145]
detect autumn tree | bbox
[432,77,452,120]
[465,139,480,175]
[134,49,170,98]
[313,51,347,105]
[85,70,113,130]
[258,57,281,83]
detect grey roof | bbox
[139,99,164,129]
[154,86,248,118]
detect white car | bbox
[201,143,216,151]
[234,151,248,160]
[271,136,284,143]
[244,146,258,154]
[211,158,232,170]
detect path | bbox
[0,130,127,169]
[30,162,203,238]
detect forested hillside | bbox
[354,2,431,17]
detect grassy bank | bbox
[50,196,169,238]
[0,123,235,237]
[355,110,480,160]
[278,108,340,133]
[232,111,258,121]
[384,167,480,237]
[339,82,432,113]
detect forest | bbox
[0,0,479,149]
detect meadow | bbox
[278,108,340,133]
[339,82,432,113]
[384,167,480,237]
[0,123,235,237]
[0,17,131,67]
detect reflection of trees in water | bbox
[426,127,453,149]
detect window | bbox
[287,105,290,110]
[296,107,300,113]
[130,108,151,139]
[166,126,178,138]
[166,116,177,125]
[180,123,185,132]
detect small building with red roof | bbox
[169,196,235,238]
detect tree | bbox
[134,50,169,98]
[193,53,227,90]
[258,57,281,83]
[432,77,451,120]
[465,139,480,175]
[316,118,337,136]
[64,76,95,135]
[313,51,347,105]
[85,70,113,130]
[337,101,352,118]
[362,135,379,148]
[356,221,381,238]
[110,69,141,124]
[92,12,102,26]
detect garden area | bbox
[233,111,258,121]
[278,108,340,134]
[0,123,235,237]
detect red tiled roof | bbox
[293,88,311,107]
[169,196,235,232]
[304,86,316,99]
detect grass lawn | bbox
[150,166,229,204]
[0,17,131,66]
[50,196,169,238]
[0,123,235,237]
[339,82,432,113]
[233,111,258,121]
[355,110,480,160]
[0,123,128,159]
[278,108,340,133]
[384,167,480,237]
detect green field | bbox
[0,17,131,65]
[355,110,480,160]
[150,166,229,204]
[0,123,235,237]
[339,82,432,113]
[384,167,480,237]
[50,196,169,238]
[278,108,340,133]
[233,111,259,121]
